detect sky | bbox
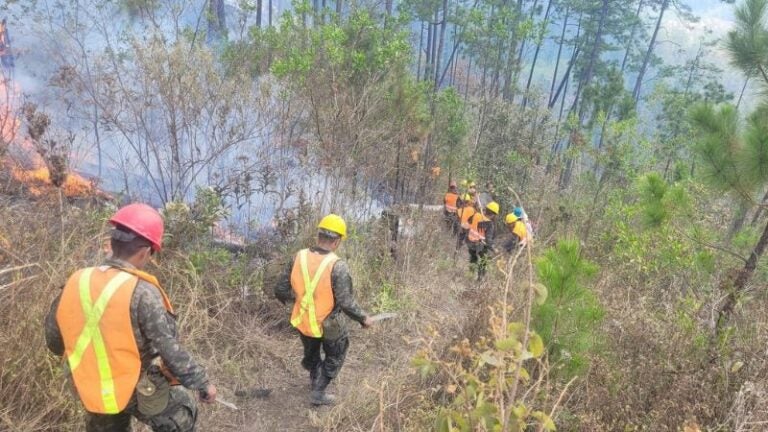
[663,0,754,106]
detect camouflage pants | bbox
[468,243,490,280]
[85,386,197,432]
[299,333,349,380]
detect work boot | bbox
[309,373,335,406]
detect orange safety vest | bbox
[444,192,459,213]
[458,206,476,229]
[55,266,174,414]
[290,249,339,338]
[468,213,490,243]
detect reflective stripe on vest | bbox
[290,249,338,337]
[57,267,140,414]
[444,193,459,213]
[468,214,490,243]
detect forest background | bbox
[2,0,768,430]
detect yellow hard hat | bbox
[461,193,472,201]
[318,214,347,239]
[468,181,476,188]
[486,201,500,215]
[505,213,519,224]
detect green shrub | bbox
[534,239,603,377]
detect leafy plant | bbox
[534,239,602,377]
[412,310,557,432]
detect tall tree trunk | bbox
[464,57,472,101]
[633,0,669,102]
[728,202,750,241]
[578,0,610,119]
[269,0,273,26]
[549,5,570,103]
[386,0,393,15]
[417,21,425,80]
[424,19,433,81]
[257,0,263,27]
[336,0,342,16]
[207,0,227,40]
[751,188,768,226]
[511,0,539,97]
[549,46,579,109]
[431,12,439,82]
[503,0,525,100]
[523,0,554,108]
[620,0,645,73]
[717,217,768,332]
[737,77,750,110]
[434,2,447,89]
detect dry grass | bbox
[6,187,768,431]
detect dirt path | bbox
[199,226,478,431]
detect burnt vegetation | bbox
[2,0,768,431]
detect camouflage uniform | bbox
[467,217,496,280]
[274,247,367,381]
[45,259,208,432]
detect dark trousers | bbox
[299,333,349,380]
[85,386,197,432]
[468,244,489,280]
[456,229,468,250]
[443,212,458,234]
[503,236,520,254]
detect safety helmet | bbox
[468,181,476,188]
[486,201,500,215]
[513,207,524,218]
[109,203,164,251]
[318,214,347,239]
[505,213,519,224]
[461,193,472,202]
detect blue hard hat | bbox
[513,207,523,218]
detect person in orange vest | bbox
[455,194,477,250]
[274,214,374,406]
[502,212,528,253]
[44,203,217,432]
[466,201,500,280]
[443,181,460,232]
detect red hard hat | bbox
[109,203,164,251]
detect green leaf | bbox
[436,413,452,432]
[533,283,548,305]
[511,404,527,419]
[532,410,556,431]
[529,333,545,358]
[494,337,518,352]
[480,351,504,367]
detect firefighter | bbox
[274,214,374,406]
[443,181,460,232]
[502,212,528,253]
[477,181,496,208]
[514,206,534,243]
[455,194,477,250]
[466,201,499,280]
[44,203,217,432]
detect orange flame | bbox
[10,166,96,197]
[0,76,101,198]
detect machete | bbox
[216,397,239,411]
[369,312,398,323]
